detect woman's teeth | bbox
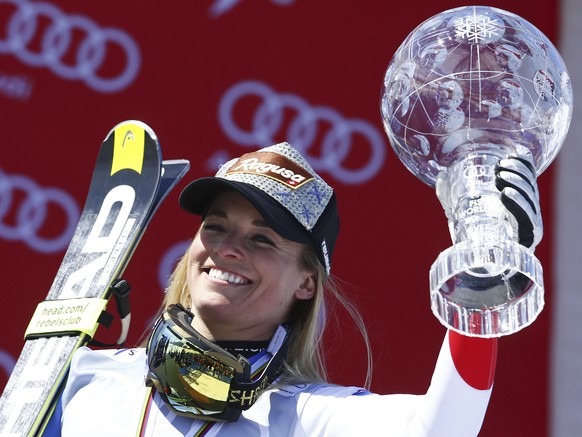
[208,268,250,284]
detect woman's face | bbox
[186,191,315,341]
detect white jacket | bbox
[60,331,494,437]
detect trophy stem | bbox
[430,153,544,337]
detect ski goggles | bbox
[145,304,290,422]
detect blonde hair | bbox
[283,248,373,389]
[157,237,373,389]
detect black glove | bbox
[495,156,543,250]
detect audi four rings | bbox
[0,0,141,93]
[210,0,296,17]
[219,80,386,185]
[0,169,79,253]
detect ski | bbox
[0,121,189,437]
[104,158,190,348]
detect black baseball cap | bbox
[179,143,339,274]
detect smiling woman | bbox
[50,142,542,436]
[186,191,316,341]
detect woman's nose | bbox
[214,231,244,258]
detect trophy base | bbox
[430,239,544,337]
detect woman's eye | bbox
[202,222,224,232]
[252,234,275,246]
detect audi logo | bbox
[0,0,141,93]
[0,168,79,253]
[219,80,386,185]
[210,0,296,17]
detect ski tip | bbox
[162,159,191,168]
[105,120,158,142]
[161,159,190,179]
[107,121,162,176]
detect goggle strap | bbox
[227,325,291,410]
[267,324,290,354]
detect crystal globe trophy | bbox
[380,6,573,337]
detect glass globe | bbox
[381,5,572,187]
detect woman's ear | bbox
[295,273,316,300]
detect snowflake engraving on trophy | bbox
[380,5,572,187]
[454,12,501,43]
